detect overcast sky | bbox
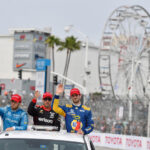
[0,0,150,45]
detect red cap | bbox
[43,92,53,99]
[11,94,22,103]
[70,88,80,96]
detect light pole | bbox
[45,42,51,92]
[128,57,134,121]
[64,25,89,101]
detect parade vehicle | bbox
[0,126,95,150]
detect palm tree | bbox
[45,35,61,72]
[58,36,81,84]
[45,35,61,93]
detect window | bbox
[0,139,87,150]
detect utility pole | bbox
[46,45,51,92]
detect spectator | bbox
[129,121,137,135]
[100,116,107,133]
[114,121,123,134]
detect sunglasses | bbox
[43,98,52,101]
[71,94,79,97]
[11,100,18,103]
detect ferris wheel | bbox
[98,5,150,100]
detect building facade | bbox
[0,29,100,96]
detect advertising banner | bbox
[89,132,150,150]
[35,59,50,102]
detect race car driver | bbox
[28,91,60,131]
[51,84,94,135]
[0,94,28,131]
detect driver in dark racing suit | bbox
[28,91,60,131]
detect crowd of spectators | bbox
[86,94,148,137]
[94,116,147,137]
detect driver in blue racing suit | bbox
[0,94,28,131]
[52,84,94,135]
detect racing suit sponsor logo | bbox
[80,109,85,112]
[71,120,83,130]
[6,118,18,124]
[72,115,80,120]
[13,114,20,118]
[39,110,43,114]
[50,112,55,118]
[38,117,53,123]
[7,112,11,116]
[67,109,75,115]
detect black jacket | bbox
[28,98,60,131]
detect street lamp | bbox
[128,57,134,121]
[64,25,89,100]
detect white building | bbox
[0,29,100,95]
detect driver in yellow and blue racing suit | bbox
[51,84,94,135]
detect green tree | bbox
[58,36,81,84]
[45,35,60,72]
[45,35,61,94]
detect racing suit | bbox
[51,95,94,134]
[28,98,60,131]
[0,106,28,130]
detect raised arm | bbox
[51,84,66,117]
[28,90,40,116]
[55,84,64,95]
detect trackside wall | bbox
[89,132,150,150]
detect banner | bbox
[35,59,50,102]
[89,132,150,150]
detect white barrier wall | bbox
[89,132,150,150]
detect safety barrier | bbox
[89,132,150,150]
